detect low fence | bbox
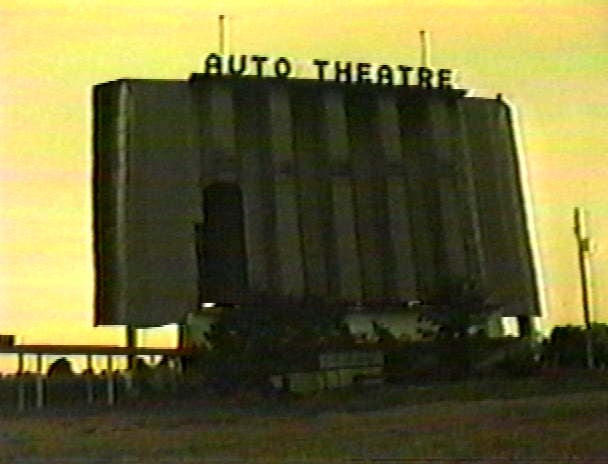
[0,369,182,411]
[0,347,387,407]
[0,344,192,411]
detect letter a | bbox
[204,53,223,75]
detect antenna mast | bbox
[419,30,430,67]
[218,14,227,56]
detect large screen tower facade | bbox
[93,73,539,327]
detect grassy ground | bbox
[2,372,608,463]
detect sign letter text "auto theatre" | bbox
[202,53,454,89]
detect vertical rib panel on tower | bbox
[426,98,468,280]
[321,89,363,301]
[95,80,200,326]
[234,82,276,294]
[377,92,417,300]
[462,98,539,315]
[268,83,306,297]
[290,86,328,296]
[346,90,394,300]
[397,97,440,300]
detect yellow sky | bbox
[1,0,607,354]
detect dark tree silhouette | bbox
[47,357,74,377]
[418,278,501,340]
[197,295,353,392]
[416,278,502,378]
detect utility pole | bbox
[573,207,594,368]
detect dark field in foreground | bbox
[2,375,608,463]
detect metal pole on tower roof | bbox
[219,14,227,56]
[420,30,430,68]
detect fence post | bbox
[106,355,115,406]
[35,354,44,409]
[17,377,26,411]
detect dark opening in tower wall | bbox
[197,183,248,305]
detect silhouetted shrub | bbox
[383,337,540,383]
[490,338,541,377]
[543,324,608,368]
[417,278,500,341]
[47,357,74,377]
[192,295,354,393]
[371,321,400,349]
